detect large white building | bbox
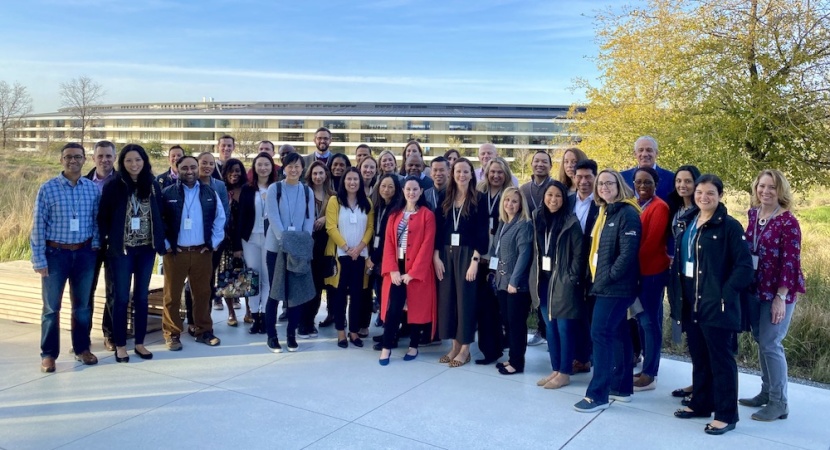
[14,101,581,159]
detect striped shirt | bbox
[31,173,100,269]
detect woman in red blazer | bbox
[379,176,437,365]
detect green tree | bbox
[570,0,830,190]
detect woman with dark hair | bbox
[490,186,534,375]
[434,157,489,367]
[574,169,641,413]
[378,176,436,365]
[220,158,248,324]
[444,149,460,167]
[369,173,403,333]
[666,165,701,400]
[670,174,753,435]
[304,161,336,334]
[740,169,805,421]
[263,152,316,352]
[327,153,351,191]
[234,152,276,334]
[359,155,378,197]
[324,167,375,348]
[98,144,166,362]
[534,180,585,389]
[558,147,588,192]
[632,166,670,392]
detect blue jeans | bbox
[636,271,668,377]
[108,245,155,347]
[40,244,96,359]
[586,295,634,404]
[540,288,577,374]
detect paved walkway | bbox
[1,310,828,450]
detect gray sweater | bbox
[490,218,534,292]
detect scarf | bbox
[588,197,641,280]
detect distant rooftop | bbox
[48,101,581,119]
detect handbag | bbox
[216,254,260,298]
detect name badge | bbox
[751,255,759,270]
[488,257,499,270]
[489,217,494,230]
[130,217,141,230]
[451,233,460,247]
[684,261,694,278]
[398,247,405,260]
[183,218,193,230]
[69,218,80,232]
[287,226,296,231]
[350,213,357,224]
[374,236,380,248]
[542,256,552,272]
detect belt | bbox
[178,244,208,252]
[46,238,91,251]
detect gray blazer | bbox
[490,218,534,292]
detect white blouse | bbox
[337,204,369,258]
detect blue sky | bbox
[1,0,611,113]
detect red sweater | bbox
[639,196,671,276]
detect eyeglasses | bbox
[62,155,84,161]
[597,181,616,187]
[634,180,654,186]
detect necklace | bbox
[757,205,780,227]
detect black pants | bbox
[302,256,328,330]
[630,318,642,359]
[683,279,739,424]
[87,248,114,339]
[331,256,365,333]
[210,241,226,303]
[498,290,531,371]
[476,262,503,360]
[382,260,427,349]
[437,245,477,344]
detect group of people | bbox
[32,131,804,435]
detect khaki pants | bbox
[162,249,214,337]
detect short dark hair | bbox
[176,155,198,168]
[61,142,85,153]
[168,145,184,154]
[282,151,304,169]
[695,173,724,195]
[634,166,659,185]
[94,140,115,153]
[574,159,598,176]
[259,140,275,150]
[218,134,235,144]
[315,127,331,137]
[533,150,552,165]
[355,144,371,154]
[430,156,449,168]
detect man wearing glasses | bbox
[621,136,675,202]
[302,127,333,175]
[31,143,101,372]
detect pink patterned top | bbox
[745,209,806,304]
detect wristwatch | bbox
[471,256,480,262]
[776,292,787,301]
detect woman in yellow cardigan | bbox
[325,167,375,348]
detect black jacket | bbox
[233,184,265,252]
[668,203,754,331]
[161,181,219,253]
[589,201,641,298]
[98,175,167,258]
[156,168,177,190]
[533,213,586,319]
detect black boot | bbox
[258,313,266,334]
[249,313,261,334]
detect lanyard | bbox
[639,198,653,211]
[452,204,463,232]
[543,223,555,256]
[130,193,141,217]
[494,219,515,256]
[431,190,437,209]
[376,206,387,233]
[283,181,302,227]
[259,188,267,218]
[487,191,500,216]
[183,184,199,219]
[61,179,81,219]
[686,214,700,262]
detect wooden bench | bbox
[0,260,165,334]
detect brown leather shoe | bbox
[74,350,98,365]
[572,360,592,374]
[41,357,56,373]
[104,337,116,352]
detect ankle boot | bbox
[738,391,769,407]
[751,401,789,421]
[249,313,261,334]
[257,313,267,334]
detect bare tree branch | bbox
[0,81,33,150]
[59,76,105,148]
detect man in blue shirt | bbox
[620,136,675,203]
[161,155,226,350]
[31,142,101,372]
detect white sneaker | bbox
[527,333,546,346]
